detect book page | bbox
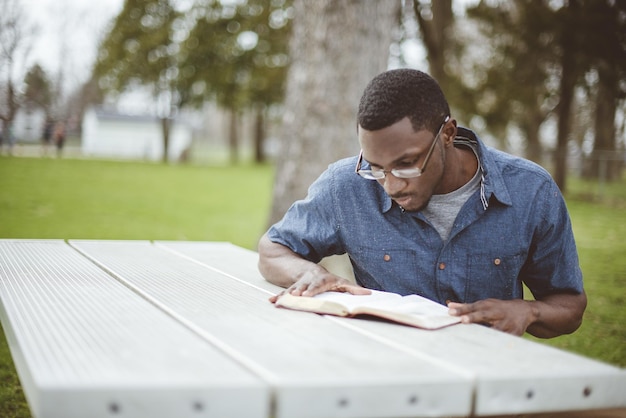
[312,290,448,315]
[275,290,460,329]
[309,290,399,310]
[311,290,460,329]
[275,293,350,316]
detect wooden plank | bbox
[0,240,268,418]
[155,241,282,294]
[328,314,626,416]
[70,240,475,418]
[160,241,626,417]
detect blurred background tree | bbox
[94,0,180,162]
[458,1,558,163]
[440,0,626,190]
[179,0,292,164]
[581,0,626,183]
[412,0,454,94]
[5,0,624,195]
[87,0,626,209]
[0,0,36,136]
[93,0,291,164]
[23,64,53,117]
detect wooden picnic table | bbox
[0,239,624,418]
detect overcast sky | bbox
[19,0,124,93]
[15,0,483,112]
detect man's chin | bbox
[393,195,430,213]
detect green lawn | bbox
[539,177,626,365]
[0,156,273,248]
[0,155,624,417]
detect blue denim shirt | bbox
[267,128,583,305]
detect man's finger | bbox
[447,301,471,316]
[344,285,372,295]
[269,290,285,304]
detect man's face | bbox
[358,117,445,212]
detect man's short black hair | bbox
[357,69,450,134]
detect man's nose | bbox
[381,173,406,196]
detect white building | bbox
[12,107,46,142]
[81,107,192,162]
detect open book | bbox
[275,290,461,330]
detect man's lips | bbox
[392,195,412,206]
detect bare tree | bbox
[0,0,36,130]
[413,0,453,85]
[584,0,626,182]
[268,0,401,224]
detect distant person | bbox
[258,69,586,338]
[42,120,54,155]
[53,121,66,158]
[3,123,16,156]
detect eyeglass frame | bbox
[355,115,450,180]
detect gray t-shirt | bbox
[422,144,481,241]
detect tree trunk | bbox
[413,0,453,85]
[254,105,265,164]
[554,58,575,191]
[554,2,580,192]
[523,109,544,165]
[161,117,170,164]
[229,109,239,165]
[589,64,619,181]
[268,0,400,225]
[2,70,19,131]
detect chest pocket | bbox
[350,247,436,297]
[463,251,526,302]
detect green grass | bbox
[564,203,626,364]
[0,322,29,418]
[0,156,273,248]
[532,176,626,366]
[0,155,624,417]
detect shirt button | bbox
[439,262,446,270]
[494,258,501,266]
[383,254,391,262]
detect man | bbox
[258,69,586,338]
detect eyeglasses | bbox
[355,116,450,180]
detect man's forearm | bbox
[257,233,327,288]
[525,291,587,338]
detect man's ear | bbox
[442,118,457,147]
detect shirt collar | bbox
[381,190,394,213]
[457,127,512,208]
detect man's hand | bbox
[447,299,535,336]
[269,274,370,303]
[447,291,586,338]
[258,233,371,303]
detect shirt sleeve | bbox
[266,165,344,264]
[521,179,584,299]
